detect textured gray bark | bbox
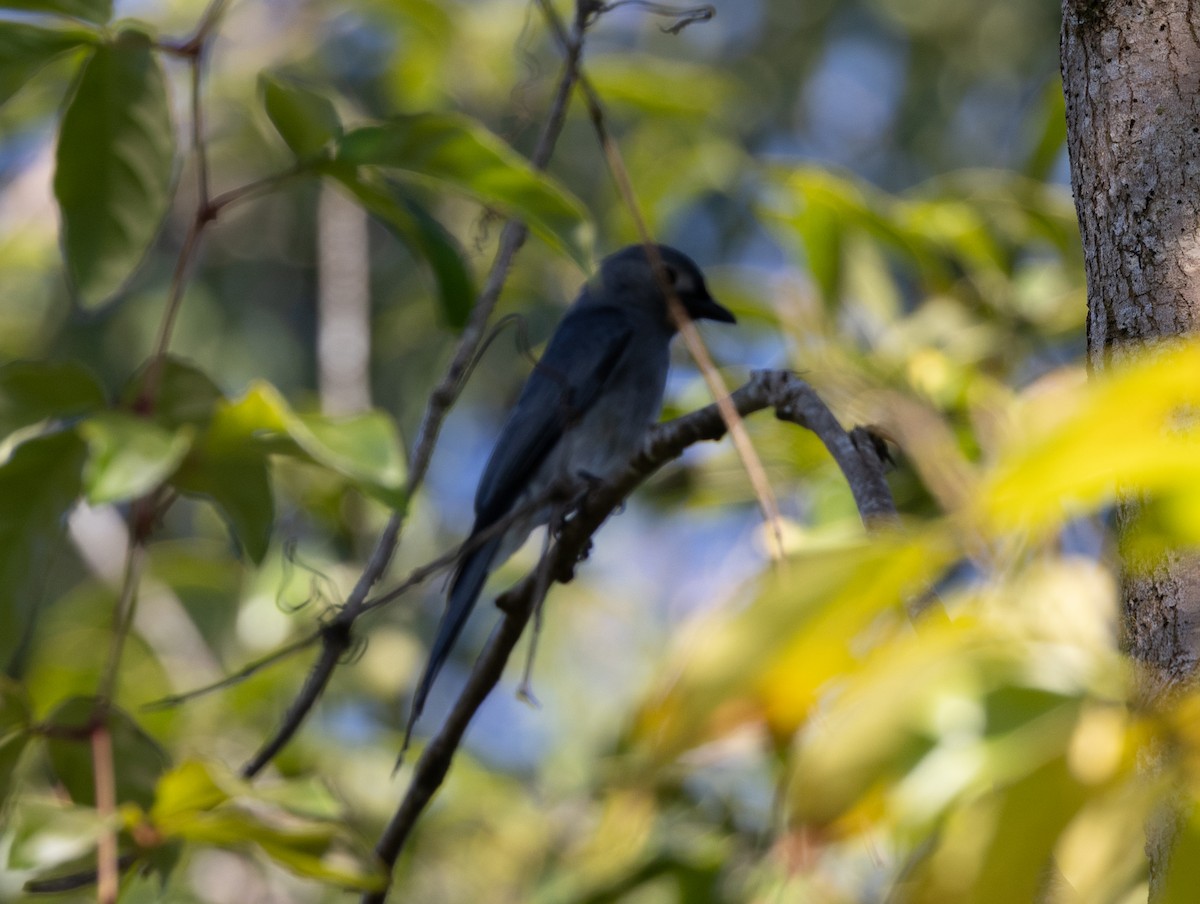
[1062,0,1200,686]
[1061,1,1200,894]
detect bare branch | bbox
[364,370,897,900]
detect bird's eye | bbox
[662,265,679,285]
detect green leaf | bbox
[0,0,112,24]
[44,696,170,809]
[171,381,406,559]
[6,798,109,875]
[79,412,192,504]
[0,729,31,808]
[0,21,95,110]
[0,359,106,438]
[0,679,32,806]
[121,357,225,429]
[117,360,271,560]
[260,72,342,160]
[173,445,274,564]
[338,114,592,269]
[213,382,406,507]
[148,763,376,888]
[1160,805,1200,903]
[332,171,474,330]
[150,760,232,826]
[1024,80,1068,182]
[0,430,86,672]
[0,677,31,735]
[587,55,737,119]
[116,871,169,904]
[54,29,176,308]
[171,808,386,891]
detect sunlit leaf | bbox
[252,775,343,820]
[1,0,111,23]
[79,412,192,504]
[338,113,592,269]
[788,617,1089,828]
[150,760,232,826]
[587,56,738,119]
[211,381,406,507]
[902,758,1090,904]
[332,171,474,330]
[170,381,405,559]
[261,72,342,160]
[120,362,271,561]
[764,167,941,303]
[0,359,106,438]
[0,21,95,109]
[977,346,1200,534]
[54,29,176,308]
[44,697,170,809]
[0,431,85,672]
[168,808,386,891]
[1054,779,1156,903]
[632,531,953,762]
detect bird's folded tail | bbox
[398,533,502,767]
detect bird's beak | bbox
[688,293,737,324]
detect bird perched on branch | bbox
[405,243,736,742]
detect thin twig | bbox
[208,167,306,216]
[141,630,321,710]
[92,725,118,904]
[136,1,229,410]
[536,0,786,562]
[588,1,715,33]
[147,490,559,713]
[189,43,210,208]
[362,371,897,900]
[96,542,146,705]
[137,214,206,410]
[239,10,591,779]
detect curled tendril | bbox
[584,1,715,33]
[277,538,339,614]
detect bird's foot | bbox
[575,469,606,495]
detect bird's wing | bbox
[474,305,634,526]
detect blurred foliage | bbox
[0,0,1192,903]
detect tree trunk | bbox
[1062,0,1200,684]
[1061,0,1200,893]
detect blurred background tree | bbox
[3,0,1200,902]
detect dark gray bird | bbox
[406,244,735,737]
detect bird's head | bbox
[590,244,736,329]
